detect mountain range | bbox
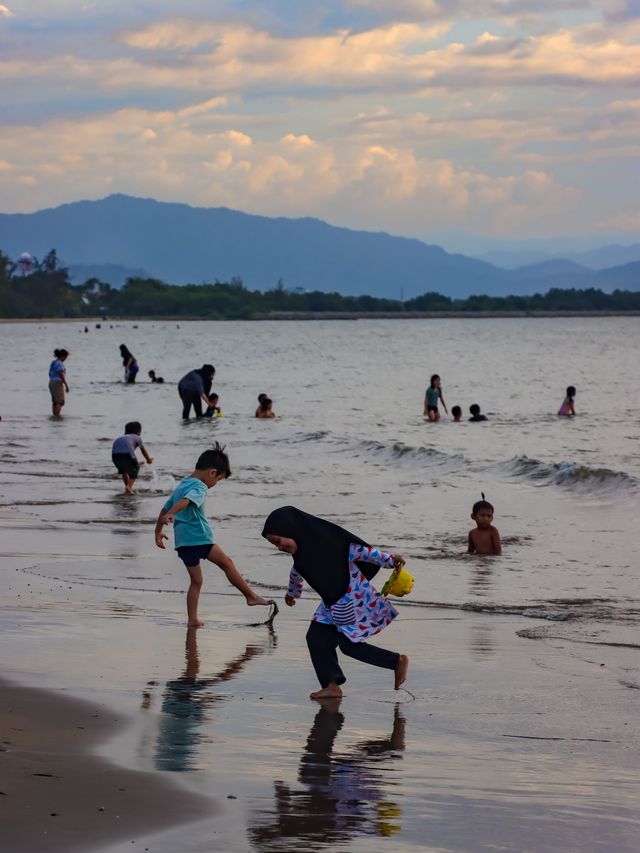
[0,194,638,298]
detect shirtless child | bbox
[467,495,502,555]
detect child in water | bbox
[558,386,576,416]
[148,370,164,384]
[111,421,153,493]
[451,405,462,422]
[256,397,275,419]
[467,495,501,555]
[424,374,448,421]
[469,403,488,422]
[203,393,222,417]
[155,443,271,626]
[262,506,409,700]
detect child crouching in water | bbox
[155,443,272,626]
[467,494,502,555]
[262,506,409,700]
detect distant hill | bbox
[1,194,639,297]
[481,244,640,272]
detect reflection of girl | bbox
[262,506,409,700]
[119,344,139,383]
[48,348,69,417]
[249,704,405,849]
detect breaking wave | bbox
[502,455,637,497]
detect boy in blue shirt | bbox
[112,421,153,493]
[155,442,271,626]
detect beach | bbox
[1,317,639,852]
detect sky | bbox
[0,0,639,251]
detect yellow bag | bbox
[381,564,414,597]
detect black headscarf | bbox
[198,364,215,396]
[119,344,134,364]
[262,506,379,606]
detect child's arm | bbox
[491,527,502,555]
[285,568,304,606]
[467,532,476,554]
[140,443,153,464]
[349,543,405,569]
[154,498,190,548]
[440,392,448,414]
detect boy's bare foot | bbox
[310,684,343,701]
[188,619,204,628]
[246,594,273,607]
[394,654,409,689]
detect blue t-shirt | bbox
[112,433,142,458]
[425,386,442,408]
[163,477,213,548]
[49,359,66,380]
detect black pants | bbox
[306,620,399,688]
[179,389,203,419]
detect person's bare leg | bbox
[310,683,343,700]
[186,563,204,626]
[207,545,271,606]
[394,654,409,689]
[52,402,62,417]
[122,473,133,493]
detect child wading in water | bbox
[262,506,409,700]
[424,374,448,421]
[111,421,153,493]
[558,385,576,416]
[467,495,502,555]
[155,443,271,626]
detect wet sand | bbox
[0,680,213,853]
[1,509,639,852]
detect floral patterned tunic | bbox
[287,543,398,642]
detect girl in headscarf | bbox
[262,506,409,700]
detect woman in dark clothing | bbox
[262,506,409,700]
[177,364,216,419]
[119,344,139,383]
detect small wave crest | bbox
[502,455,637,497]
[353,439,467,472]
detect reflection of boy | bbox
[467,497,501,555]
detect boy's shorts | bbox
[112,453,140,479]
[177,543,214,567]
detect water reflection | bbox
[143,626,274,772]
[468,559,496,659]
[249,703,405,851]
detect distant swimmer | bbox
[48,348,70,418]
[119,344,139,384]
[469,403,488,422]
[262,506,409,700]
[154,443,272,626]
[255,393,267,417]
[177,364,216,419]
[148,369,165,384]
[451,405,462,422]
[467,494,501,556]
[256,397,275,419]
[111,420,153,494]
[424,374,448,421]
[558,385,576,417]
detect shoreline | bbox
[0,678,214,853]
[1,309,640,323]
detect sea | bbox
[1,316,639,852]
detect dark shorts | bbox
[177,543,214,567]
[427,406,439,413]
[112,453,140,479]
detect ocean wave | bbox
[502,455,638,496]
[351,439,468,472]
[401,596,640,624]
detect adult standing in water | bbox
[177,364,216,419]
[48,348,69,417]
[119,344,139,384]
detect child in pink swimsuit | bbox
[558,385,576,416]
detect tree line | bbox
[1,249,640,319]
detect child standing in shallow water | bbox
[424,374,448,421]
[155,443,271,626]
[467,495,502,555]
[262,506,409,701]
[111,421,153,493]
[558,386,576,416]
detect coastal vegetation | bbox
[1,249,639,319]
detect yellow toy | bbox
[381,563,414,597]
